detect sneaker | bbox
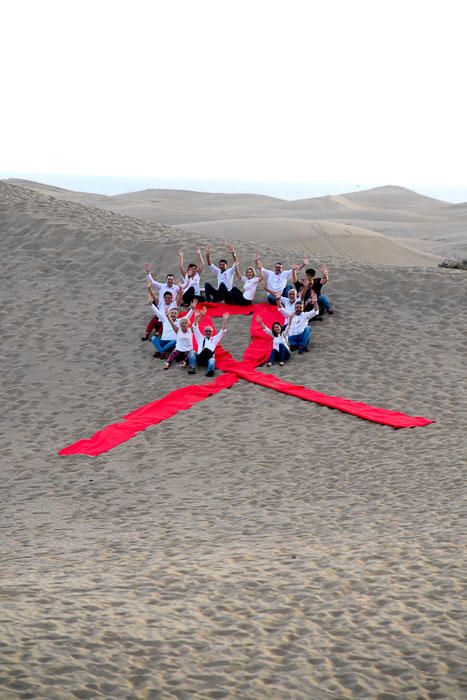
[163,363,170,370]
[327,308,334,315]
[298,350,304,355]
[153,351,161,358]
[266,362,273,367]
[206,369,214,377]
[179,361,187,368]
[187,367,196,374]
[279,361,284,366]
[141,334,149,341]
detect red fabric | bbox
[59,302,432,456]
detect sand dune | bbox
[1,180,466,699]
[6,178,466,260]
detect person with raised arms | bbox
[279,294,319,354]
[204,244,239,302]
[163,309,197,372]
[178,247,205,306]
[256,315,291,368]
[228,261,263,306]
[255,255,308,304]
[150,298,196,359]
[191,307,229,376]
[145,262,181,301]
[293,264,335,315]
[141,283,182,342]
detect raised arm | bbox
[256,314,273,337]
[205,245,213,266]
[320,264,329,285]
[147,281,157,304]
[175,286,183,306]
[178,248,186,277]
[165,313,178,333]
[228,244,238,264]
[197,247,205,274]
[221,312,229,330]
[254,253,263,272]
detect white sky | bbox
[2,0,467,187]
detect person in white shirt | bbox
[256,255,307,304]
[279,296,319,354]
[141,285,182,342]
[144,262,181,300]
[178,247,205,306]
[204,245,238,302]
[150,302,195,359]
[191,307,229,376]
[163,312,196,371]
[228,264,262,306]
[256,315,290,367]
[279,287,302,315]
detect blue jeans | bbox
[268,344,290,364]
[187,350,197,368]
[267,284,292,304]
[288,326,311,351]
[151,337,176,354]
[318,293,332,311]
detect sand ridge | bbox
[1,181,466,699]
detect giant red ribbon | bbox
[59,302,433,456]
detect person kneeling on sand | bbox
[163,313,196,371]
[256,315,291,367]
[191,307,229,376]
[150,299,196,359]
[279,296,319,354]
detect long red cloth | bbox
[59,302,432,456]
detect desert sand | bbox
[1,180,466,699]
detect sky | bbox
[2,0,467,196]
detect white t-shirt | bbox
[209,263,237,291]
[182,272,201,295]
[241,275,260,301]
[175,327,194,352]
[262,268,293,294]
[193,326,226,353]
[147,273,181,299]
[280,307,318,335]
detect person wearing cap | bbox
[190,307,229,376]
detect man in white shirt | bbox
[190,307,229,376]
[256,255,307,304]
[279,287,302,315]
[279,296,319,354]
[144,262,181,300]
[204,245,238,302]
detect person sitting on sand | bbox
[145,263,181,300]
[278,286,302,315]
[141,285,181,342]
[279,296,319,354]
[150,299,196,359]
[191,307,229,376]
[228,263,263,305]
[204,245,239,302]
[255,255,308,304]
[178,247,205,306]
[256,315,291,367]
[293,264,334,315]
[163,312,197,372]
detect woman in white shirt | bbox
[228,265,262,306]
[163,314,196,371]
[256,315,291,367]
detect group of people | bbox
[141,245,335,375]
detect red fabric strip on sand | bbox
[59,302,432,456]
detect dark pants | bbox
[226,286,252,306]
[182,287,204,305]
[268,344,290,364]
[205,282,229,302]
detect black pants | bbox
[182,287,204,305]
[227,286,252,306]
[205,282,230,302]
